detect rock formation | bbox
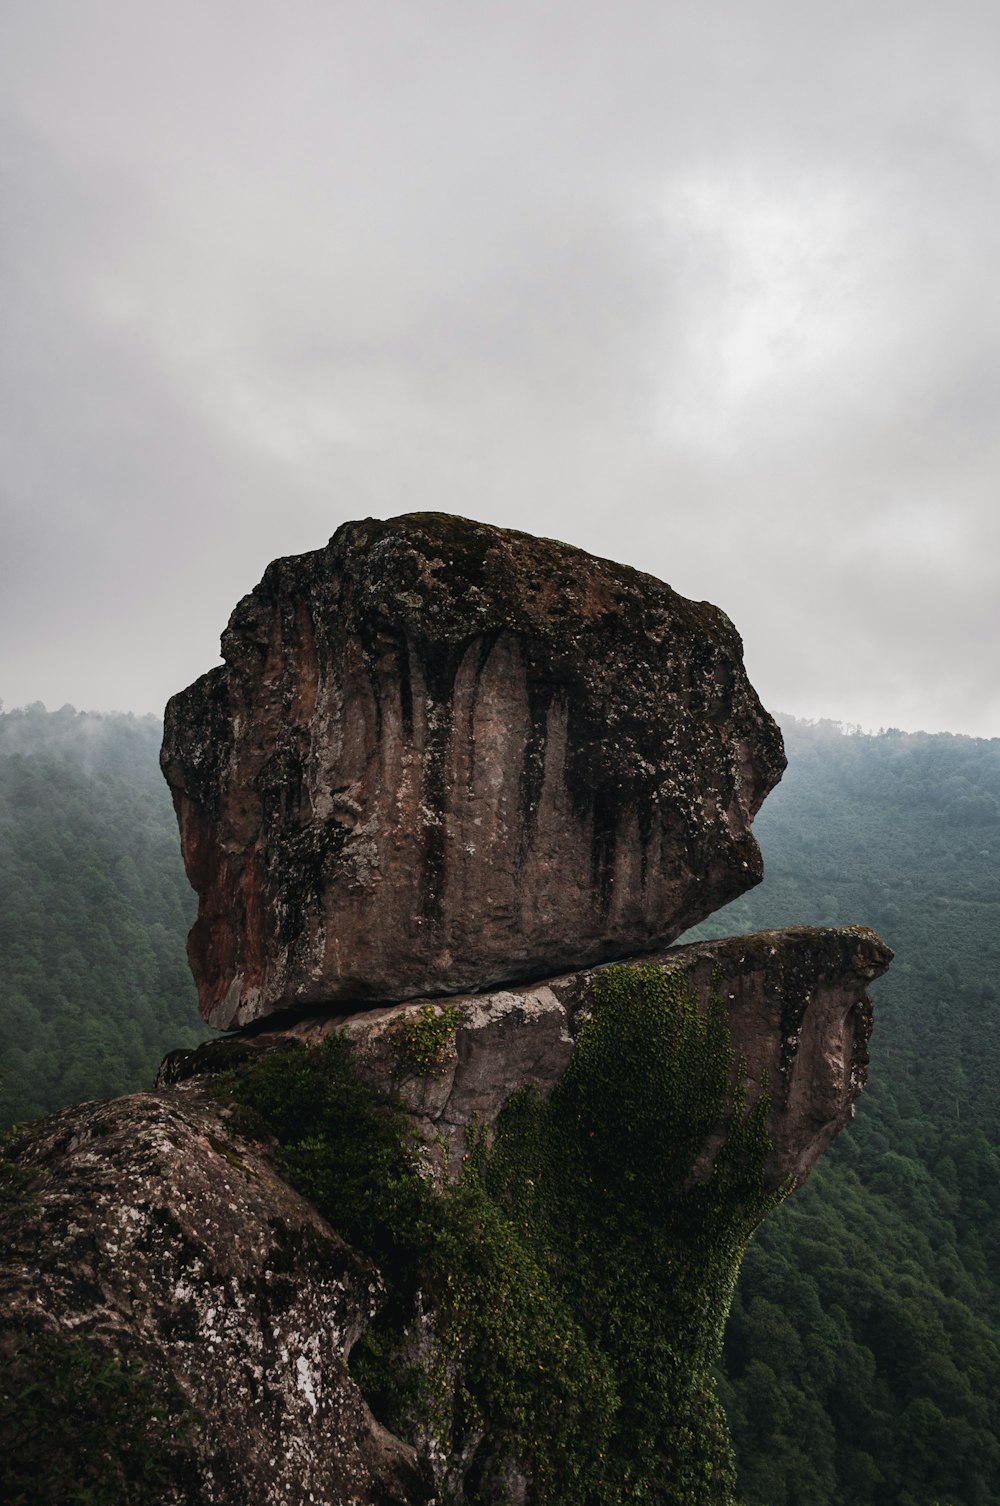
[161,513,785,1028]
[3,925,889,1506]
[1,515,892,1506]
[160,924,890,1194]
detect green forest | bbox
[0,703,206,1124]
[0,705,997,1505]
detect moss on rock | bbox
[216,963,783,1505]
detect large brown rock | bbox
[162,514,785,1028]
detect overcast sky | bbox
[2,1,998,737]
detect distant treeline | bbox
[0,705,997,1505]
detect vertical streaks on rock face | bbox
[162,514,786,1029]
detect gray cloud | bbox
[2,0,999,733]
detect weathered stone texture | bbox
[161,513,785,1028]
[670,925,892,1188]
[0,1093,430,1506]
[162,924,892,1194]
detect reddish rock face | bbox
[162,514,785,1029]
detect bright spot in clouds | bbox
[653,171,869,449]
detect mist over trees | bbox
[0,703,206,1124]
[0,705,997,1504]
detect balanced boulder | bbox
[161,514,785,1028]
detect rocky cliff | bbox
[0,517,891,1506]
[0,1091,427,1506]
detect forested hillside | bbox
[1,706,997,1505]
[686,719,1000,1506]
[0,703,206,1124]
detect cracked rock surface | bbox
[161,513,785,1028]
[0,1092,430,1506]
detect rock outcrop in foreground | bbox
[0,1094,427,1506]
[1,517,892,1506]
[161,513,785,1028]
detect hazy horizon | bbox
[3,690,994,745]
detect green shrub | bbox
[391,1003,470,1077]
[218,1034,436,1294]
[0,1126,32,1206]
[461,963,782,1505]
[0,1333,192,1506]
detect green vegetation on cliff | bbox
[0,1332,192,1506]
[217,964,779,1505]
